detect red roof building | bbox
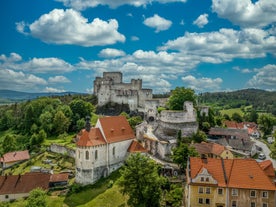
[0,150,30,169]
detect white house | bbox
[75,116,146,185]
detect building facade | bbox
[93,72,152,111]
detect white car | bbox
[258,153,266,160]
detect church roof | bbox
[128,140,148,153]
[76,128,106,147]
[98,116,135,143]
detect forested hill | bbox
[199,89,276,115]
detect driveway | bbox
[254,139,276,169]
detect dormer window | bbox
[200,177,204,182]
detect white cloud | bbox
[56,0,187,10]
[17,9,125,47]
[98,48,126,58]
[143,14,172,33]
[0,53,22,62]
[212,0,276,28]
[131,36,139,41]
[193,14,209,28]
[181,75,223,92]
[44,87,65,93]
[48,76,71,83]
[247,64,276,90]
[0,68,47,91]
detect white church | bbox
[75,115,147,185]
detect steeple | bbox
[85,116,91,132]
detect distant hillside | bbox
[199,89,276,115]
[0,90,84,104]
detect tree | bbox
[258,114,276,136]
[39,111,53,135]
[26,188,47,207]
[53,111,70,135]
[119,153,164,207]
[192,131,207,143]
[248,109,258,123]
[171,143,198,170]
[231,112,243,123]
[128,116,143,129]
[2,135,17,154]
[167,87,196,110]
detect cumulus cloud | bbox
[0,54,74,74]
[247,64,276,90]
[0,68,47,91]
[193,14,209,28]
[181,75,223,92]
[48,76,71,83]
[56,0,187,10]
[44,87,65,93]
[17,9,125,47]
[212,0,276,28]
[143,14,172,33]
[98,48,126,58]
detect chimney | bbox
[85,116,91,132]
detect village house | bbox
[186,157,276,207]
[224,121,261,139]
[75,115,146,185]
[208,127,256,157]
[0,150,30,169]
[192,142,234,159]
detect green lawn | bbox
[219,108,244,117]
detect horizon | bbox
[0,0,275,94]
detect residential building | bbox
[0,150,30,169]
[75,115,146,185]
[224,121,261,138]
[192,142,234,159]
[186,157,276,207]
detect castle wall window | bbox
[85,150,89,160]
[262,191,268,198]
[250,190,256,197]
[95,150,98,160]
[112,147,115,156]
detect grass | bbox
[44,133,76,149]
[219,108,244,117]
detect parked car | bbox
[258,153,266,160]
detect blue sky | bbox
[0,0,275,94]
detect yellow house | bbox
[186,157,276,207]
[193,142,234,159]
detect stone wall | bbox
[50,144,75,158]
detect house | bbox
[0,172,50,202]
[186,157,276,207]
[224,121,261,138]
[49,173,69,187]
[208,127,256,157]
[0,150,30,169]
[192,142,234,159]
[75,115,147,185]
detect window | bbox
[262,191,268,198]
[231,200,237,207]
[262,203,268,207]
[200,177,204,182]
[95,150,98,160]
[206,198,210,205]
[250,190,256,197]
[218,188,223,195]
[198,198,203,204]
[198,187,203,194]
[206,177,209,182]
[250,202,256,207]
[206,187,211,194]
[5,195,9,199]
[112,146,115,156]
[232,188,238,196]
[85,150,89,160]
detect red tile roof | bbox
[50,173,69,183]
[0,150,30,163]
[98,116,135,143]
[258,160,275,178]
[193,142,226,156]
[77,128,106,147]
[0,173,50,195]
[128,140,148,153]
[189,157,276,190]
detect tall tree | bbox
[231,112,243,123]
[26,188,47,207]
[258,114,276,136]
[119,153,164,207]
[167,87,196,110]
[53,111,70,135]
[1,135,17,154]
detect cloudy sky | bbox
[0,0,275,93]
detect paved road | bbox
[254,139,276,169]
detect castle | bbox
[94,72,152,111]
[75,116,146,185]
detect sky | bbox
[0,0,275,94]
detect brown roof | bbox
[128,140,148,153]
[209,127,249,140]
[0,173,50,195]
[50,173,69,183]
[224,121,244,129]
[77,128,106,147]
[98,116,135,143]
[193,142,226,156]
[189,157,276,191]
[0,150,30,163]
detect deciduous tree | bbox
[167,87,196,110]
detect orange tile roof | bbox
[50,173,69,183]
[128,140,148,153]
[0,173,50,195]
[0,150,30,163]
[98,116,135,143]
[77,128,106,147]
[189,157,276,190]
[258,160,275,178]
[193,142,226,156]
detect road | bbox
[254,139,276,169]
